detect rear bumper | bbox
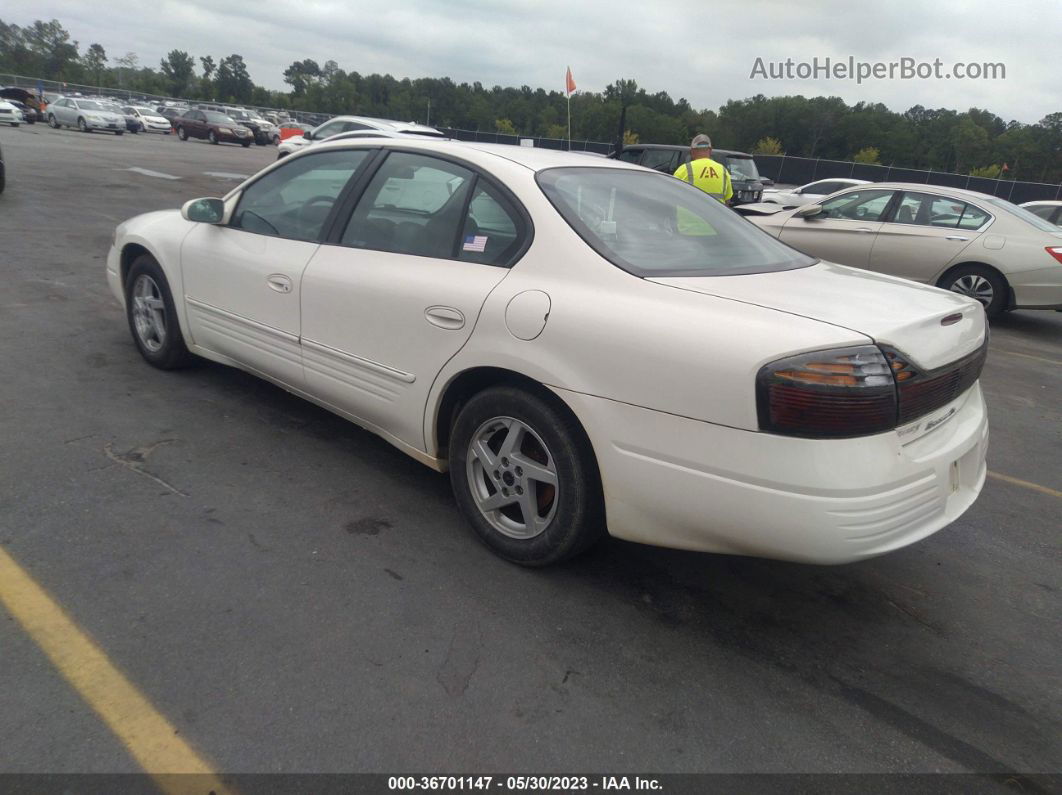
[555,383,988,564]
[1011,266,1062,310]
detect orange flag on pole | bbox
[566,66,576,95]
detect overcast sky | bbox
[8,0,1060,124]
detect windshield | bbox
[537,167,816,277]
[720,156,760,181]
[204,111,236,124]
[229,110,250,120]
[77,100,108,111]
[982,197,1061,233]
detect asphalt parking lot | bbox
[0,124,1059,780]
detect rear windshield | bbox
[982,197,1060,234]
[77,100,107,111]
[537,167,816,277]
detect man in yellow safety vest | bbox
[673,134,733,205]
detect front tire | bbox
[124,255,194,370]
[939,265,1008,319]
[78,117,90,133]
[241,140,251,148]
[208,130,218,145]
[449,386,605,566]
[177,126,187,140]
[115,130,124,136]
[48,114,59,128]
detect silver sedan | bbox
[742,182,1062,317]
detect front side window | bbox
[616,149,642,164]
[820,189,895,221]
[805,181,839,195]
[342,152,474,258]
[537,167,815,277]
[203,111,236,125]
[722,156,760,181]
[231,150,369,241]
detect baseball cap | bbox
[691,134,712,148]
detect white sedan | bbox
[106,140,989,566]
[763,177,871,206]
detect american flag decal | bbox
[462,235,488,252]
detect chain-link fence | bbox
[755,154,1062,204]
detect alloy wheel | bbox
[465,416,559,540]
[949,274,993,307]
[131,274,167,353]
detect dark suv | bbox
[175,110,253,146]
[612,144,764,205]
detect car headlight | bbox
[219,126,232,134]
[86,114,101,121]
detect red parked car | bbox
[174,110,253,146]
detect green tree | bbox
[752,136,783,154]
[495,118,517,135]
[969,164,1004,178]
[160,49,196,97]
[215,54,253,103]
[81,42,107,86]
[283,59,321,95]
[852,146,881,164]
[200,55,215,96]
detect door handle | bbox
[856,227,874,233]
[944,235,970,241]
[425,306,465,330]
[266,274,292,293]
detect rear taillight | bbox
[757,346,898,438]
[1046,247,1062,265]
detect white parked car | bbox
[1019,200,1062,227]
[0,100,23,126]
[107,140,989,566]
[47,97,126,134]
[124,106,173,133]
[762,178,871,206]
[277,115,444,158]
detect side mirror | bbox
[795,204,824,219]
[181,197,225,224]
[303,130,312,139]
[792,187,802,195]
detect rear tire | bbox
[115,130,124,136]
[449,386,605,566]
[938,264,1008,319]
[124,255,194,370]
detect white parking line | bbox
[122,167,180,180]
[203,171,249,180]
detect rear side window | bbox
[537,166,815,277]
[458,181,525,266]
[640,149,681,173]
[341,152,475,258]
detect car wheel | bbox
[241,140,251,148]
[272,134,280,145]
[177,126,187,141]
[115,130,124,136]
[449,386,605,566]
[48,114,59,128]
[124,255,194,370]
[208,130,218,145]
[938,265,1008,319]
[78,117,90,133]
[10,122,18,127]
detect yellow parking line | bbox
[0,547,232,793]
[987,471,1062,499]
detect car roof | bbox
[622,143,756,157]
[831,182,1033,202]
[316,115,442,135]
[314,138,645,173]
[1019,200,1062,207]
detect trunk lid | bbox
[650,261,986,370]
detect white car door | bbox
[300,150,524,450]
[868,191,988,282]
[181,149,372,387]
[779,188,897,268]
